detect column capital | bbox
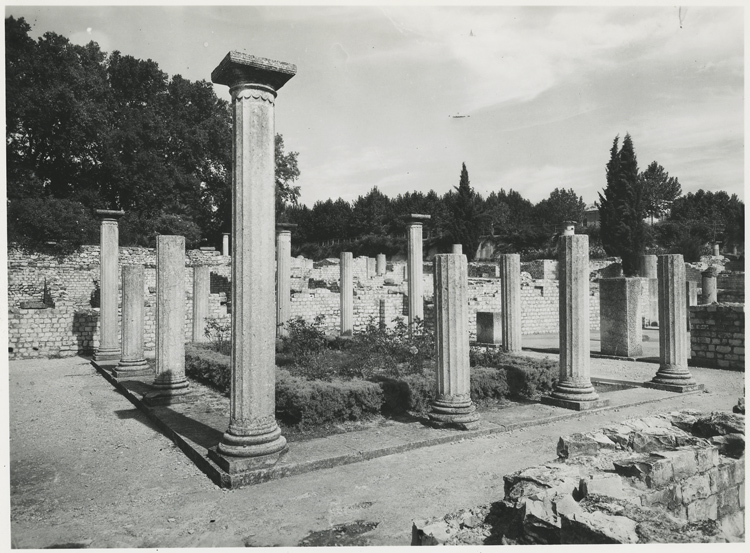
[406,213,431,226]
[212,51,296,91]
[95,209,125,221]
[275,223,297,234]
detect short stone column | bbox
[192,266,210,342]
[340,252,353,336]
[713,242,721,257]
[599,278,643,357]
[276,223,295,338]
[114,265,151,378]
[145,235,191,404]
[499,254,522,353]
[94,209,125,361]
[701,267,718,304]
[208,51,296,472]
[407,214,431,329]
[428,254,479,430]
[376,254,386,276]
[222,233,230,257]
[639,254,658,327]
[378,298,387,329]
[452,244,462,254]
[645,255,701,392]
[542,233,607,410]
[686,280,698,359]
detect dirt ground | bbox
[7,354,745,548]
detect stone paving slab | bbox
[523,329,662,361]
[91,354,703,489]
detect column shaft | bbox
[276,230,292,337]
[701,268,718,304]
[640,254,658,326]
[94,210,124,360]
[222,233,230,257]
[499,254,522,353]
[115,264,151,378]
[192,266,210,342]
[340,252,353,336]
[648,254,698,390]
[428,254,479,430]
[376,254,386,276]
[408,223,424,327]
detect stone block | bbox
[710,433,745,459]
[719,509,745,540]
[579,473,628,500]
[599,277,643,357]
[686,494,718,522]
[411,519,453,545]
[613,455,674,488]
[559,511,639,544]
[640,484,683,511]
[653,448,698,481]
[681,473,712,504]
[557,433,616,459]
[630,427,680,453]
[694,445,721,473]
[521,497,560,545]
[717,486,741,518]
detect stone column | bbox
[114,264,151,378]
[499,253,522,353]
[222,233,230,257]
[376,253,386,276]
[640,254,659,327]
[645,255,701,392]
[452,244,462,254]
[378,298,387,329]
[428,254,479,430]
[208,52,295,472]
[192,265,210,343]
[543,233,607,410]
[407,214,431,329]
[366,257,376,279]
[686,280,698,359]
[701,267,718,304]
[145,235,191,404]
[713,243,721,257]
[599,277,643,357]
[340,252,353,336]
[276,223,295,338]
[94,210,125,361]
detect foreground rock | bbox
[412,410,745,545]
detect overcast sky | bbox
[5,4,744,208]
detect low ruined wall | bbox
[413,410,745,545]
[690,304,745,371]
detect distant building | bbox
[583,205,599,228]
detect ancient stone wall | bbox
[689,304,745,371]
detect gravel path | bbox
[9,355,744,547]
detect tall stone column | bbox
[645,255,701,392]
[192,265,210,342]
[276,223,295,338]
[686,280,698,359]
[340,252,353,336]
[452,244,462,254]
[208,52,295,472]
[114,264,151,378]
[376,253,386,276]
[428,254,479,430]
[543,233,607,410]
[94,210,125,361]
[499,254,522,353]
[640,254,658,326]
[145,235,191,404]
[701,267,718,304]
[407,214,431,329]
[222,233,230,257]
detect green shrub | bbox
[470,366,510,403]
[470,349,558,399]
[185,343,231,394]
[276,369,383,427]
[374,373,435,415]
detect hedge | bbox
[184,344,557,427]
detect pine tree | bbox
[443,163,488,260]
[596,134,646,276]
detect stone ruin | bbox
[412,410,745,545]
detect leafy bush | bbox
[470,349,558,399]
[203,317,231,355]
[276,369,384,427]
[375,373,435,414]
[185,343,231,394]
[470,366,511,403]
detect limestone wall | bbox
[689,304,745,371]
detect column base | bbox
[428,397,480,430]
[208,441,288,474]
[94,348,121,361]
[643,381,704,393]
[143,380,192,406]
[113,359,153,379]
[648,364,699,392]
[540,395,610,411]
[542,381,608,411]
